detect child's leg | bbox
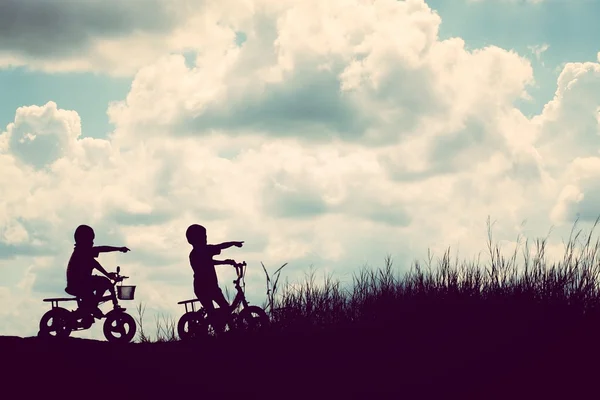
[73,282,94,312]
[207,288,231,332]
[195,283,215,313]
[91,275,117,305]
[79,290,95,312]
[198,295,214,313]
[196,284,230,331]
[213,287,229,310]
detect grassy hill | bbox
[4,221,600,398]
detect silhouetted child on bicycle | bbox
[185,224,243,319]
[65,225,130,319]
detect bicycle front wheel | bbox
[238,306,270,332]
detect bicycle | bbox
[38,266,137,343]
[177,261,270,340]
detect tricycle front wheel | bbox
[103,311,136,343]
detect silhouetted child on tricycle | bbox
[65,224,130,318]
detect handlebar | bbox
[111,275,128,284]
[233,261,247,280]
[111,266,129,283]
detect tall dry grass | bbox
[265,217,600,336]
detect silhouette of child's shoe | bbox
[113,304,126,312]
[92,307,105,319]
[81,315,94,329]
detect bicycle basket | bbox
[117,285,136,300]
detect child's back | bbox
[189,244,221,289]
[66,245,100,289]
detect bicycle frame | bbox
[177,261,270,340]
[228,263,250,312]
[46,269,129,313]
[194,262,250,316]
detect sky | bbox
[2,0,600,340]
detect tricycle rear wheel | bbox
[38,307,72,338]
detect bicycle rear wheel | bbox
[177,311,207,340]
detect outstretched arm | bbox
[92,260,114,279]
[94,246,130,253]
[214,241,244,250]
[213,259,235,266]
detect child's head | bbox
[74,224,95,247]
[186,224,207,246]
